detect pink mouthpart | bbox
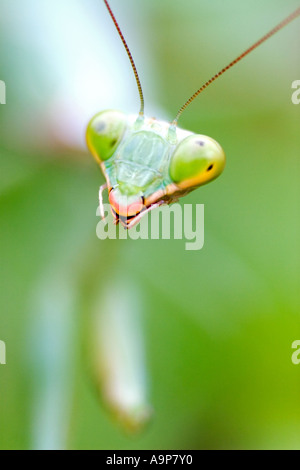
[109,191,144,217]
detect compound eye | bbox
[86,110,128,163]
[169,134,226,189]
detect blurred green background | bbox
[0,0,299,450]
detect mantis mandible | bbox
[87,1,300,229]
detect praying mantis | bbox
[86,0,300,229]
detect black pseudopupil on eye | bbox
[207,164,214,171]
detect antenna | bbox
[103,0,145,116]
[173,7,300,125]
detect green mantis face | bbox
[87,110,225,227]
[87,1,300,228]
